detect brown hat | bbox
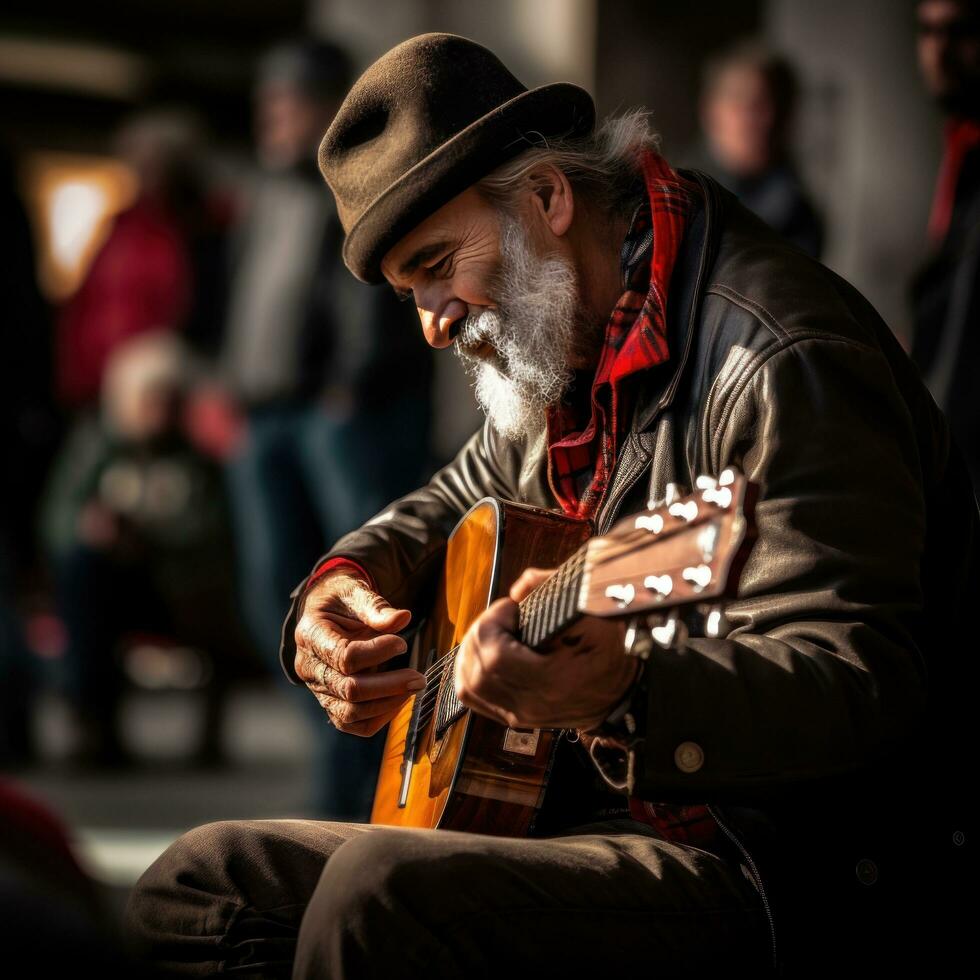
[318,32,596,283]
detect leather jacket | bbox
[279,172,978,975]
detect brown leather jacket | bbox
[279,172,978,975]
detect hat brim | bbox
[336,81,596,284]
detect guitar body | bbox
[371,497,592,837]
[369,468,758,839]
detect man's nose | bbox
[419,299,467,349]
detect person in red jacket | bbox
[54,112,204,409]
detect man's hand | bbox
[293,570,425,737]
[453,567,639,731]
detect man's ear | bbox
[528,164,574,238]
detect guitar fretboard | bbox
[517,544,588,648]
[427,542,590,738]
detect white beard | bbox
[453,213,586,442]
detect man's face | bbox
[917,0,980,114]
[381,186,597,440]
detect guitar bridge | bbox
[502,728,540,756]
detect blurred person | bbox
[206,38,433,820]
[685,39,824,258]
[1,776,149,974]
[911,0,980,496]
[125,34,975,978]
[40,333,253,768]
[54,109,217,409]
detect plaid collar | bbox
[545,150,700,521]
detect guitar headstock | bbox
[580,466,758,643]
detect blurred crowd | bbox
[1,0,979,968]
[0,39,435,816]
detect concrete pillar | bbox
[765,0,941,343]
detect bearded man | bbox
[125,33,977,979]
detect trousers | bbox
[122,815,774,978]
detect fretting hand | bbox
[453,566,640,731]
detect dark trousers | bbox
[123,816,773,978]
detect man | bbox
[125,33,977,977]
[911,0,980,497]
[211,39,433,816]
[684,39,823,259]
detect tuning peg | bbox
[718,467,736,486]
[643,573,673,599]
[664,482,681,505]
[624,616,655,660]
[635,513,665,533]
[681,563,712,592]
[605,583,635,608]
[703,605,731,638]
[650,610,688,650]
[695,474,717,490]
[702,485,733,509]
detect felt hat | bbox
[317,32,596,283]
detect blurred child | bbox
[40,332,255,768]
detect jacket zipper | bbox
[706,804,779,974]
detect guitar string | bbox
[408,526,701,719]
[415,547,587,686]
[403,504,735,729]
[412,547,588,686]
[411,584,592,727]
[409,571,582,723]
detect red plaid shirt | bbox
[314,150,718,849]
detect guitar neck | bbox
[516,542,589,649]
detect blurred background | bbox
[1,0,972,969]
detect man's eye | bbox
[430,253,452,275]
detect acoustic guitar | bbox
[370,466,759,837]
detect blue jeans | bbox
[225,393,431,820]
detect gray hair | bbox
[476,107,661,222]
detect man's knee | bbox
[294,829,464,977]
[312,828,437,915]
[124,820,246,947]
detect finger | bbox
[346,579,412,634]
[301,627,409,678]
[508,566,556,603]
[341,710,401,738]
[305,662,427,701]
[453,599,527,706]
[322,691,416,726]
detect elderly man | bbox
[125,33,976,978]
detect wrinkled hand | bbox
[453,567,639,731]
[293,570,425,736]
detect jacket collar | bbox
[631,169,726,434]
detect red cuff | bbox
[307,557,376,592]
